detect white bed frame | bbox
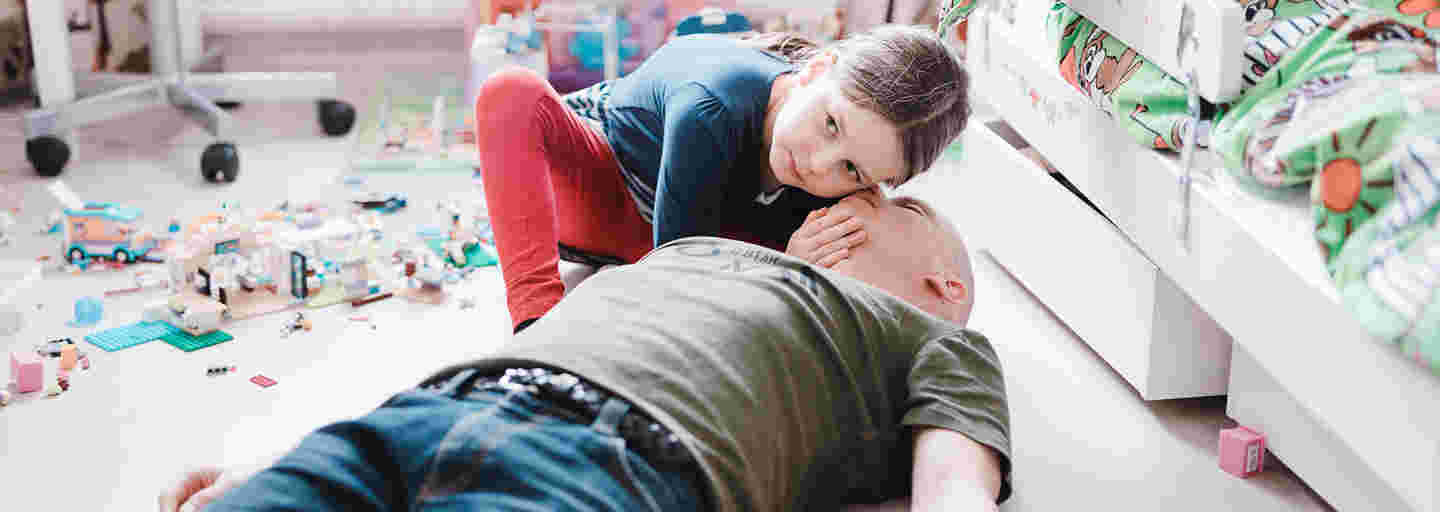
[952,1,1440,510]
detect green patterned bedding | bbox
[935,1,1439,151]
[1212,8,1440,371]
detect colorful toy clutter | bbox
[540,0,670,93]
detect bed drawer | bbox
[954,118,1231,400]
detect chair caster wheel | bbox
[26,135,71,177]
[318,99,356,136]
[215,101,242,110]
[201,142,240,183]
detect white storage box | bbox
[951,118,1232,400]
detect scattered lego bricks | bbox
[159,329,234,352]
[206,365,237,377]
[84,321,176,352]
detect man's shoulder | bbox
[644,236,790,262]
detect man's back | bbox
[431,238,1011,511]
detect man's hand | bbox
[157,462,265,512]
[786,205,867,268]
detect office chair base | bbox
[26,136,71,178]
[317,99,356,137]
[201,142,240,183]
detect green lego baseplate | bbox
[159,329,234,352]
[85,321,235,352]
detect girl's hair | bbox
[742,25,970,185]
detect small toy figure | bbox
[0,388,10,406]
[280,312,313,338]
[36,338,77,357]
[206,365,237,377]
[39,210,64,235]
[59,345,78,370]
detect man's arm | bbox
[910,427,1004,512]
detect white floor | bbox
[0,28,1332,510]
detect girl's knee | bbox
[475,67,550,122]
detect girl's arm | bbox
[653,83,743,247]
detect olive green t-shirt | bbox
[430,237,1012,511]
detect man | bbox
[159,188,1012,512]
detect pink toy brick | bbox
[59,345,78,370]
[10,351,43,393]
[1219,426,1267,478]
[80,355,91,370]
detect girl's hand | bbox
[786,205,867,268]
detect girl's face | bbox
[767,53,906,198]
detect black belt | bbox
[454,367,697,472]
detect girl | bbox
[474,24,969,333]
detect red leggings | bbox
[475,67,653,330]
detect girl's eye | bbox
[826,115,838,135]
[845,161,861,181]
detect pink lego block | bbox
[10,351,43,393]
[1219,426,1267,478]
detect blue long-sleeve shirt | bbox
[603,35,837,249]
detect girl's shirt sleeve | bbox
[653,83,743,247]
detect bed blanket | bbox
[1211,7,1440,372]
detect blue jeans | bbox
[209,369,706,511]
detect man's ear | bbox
[924,273,970,305]
[798,50,838,85]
